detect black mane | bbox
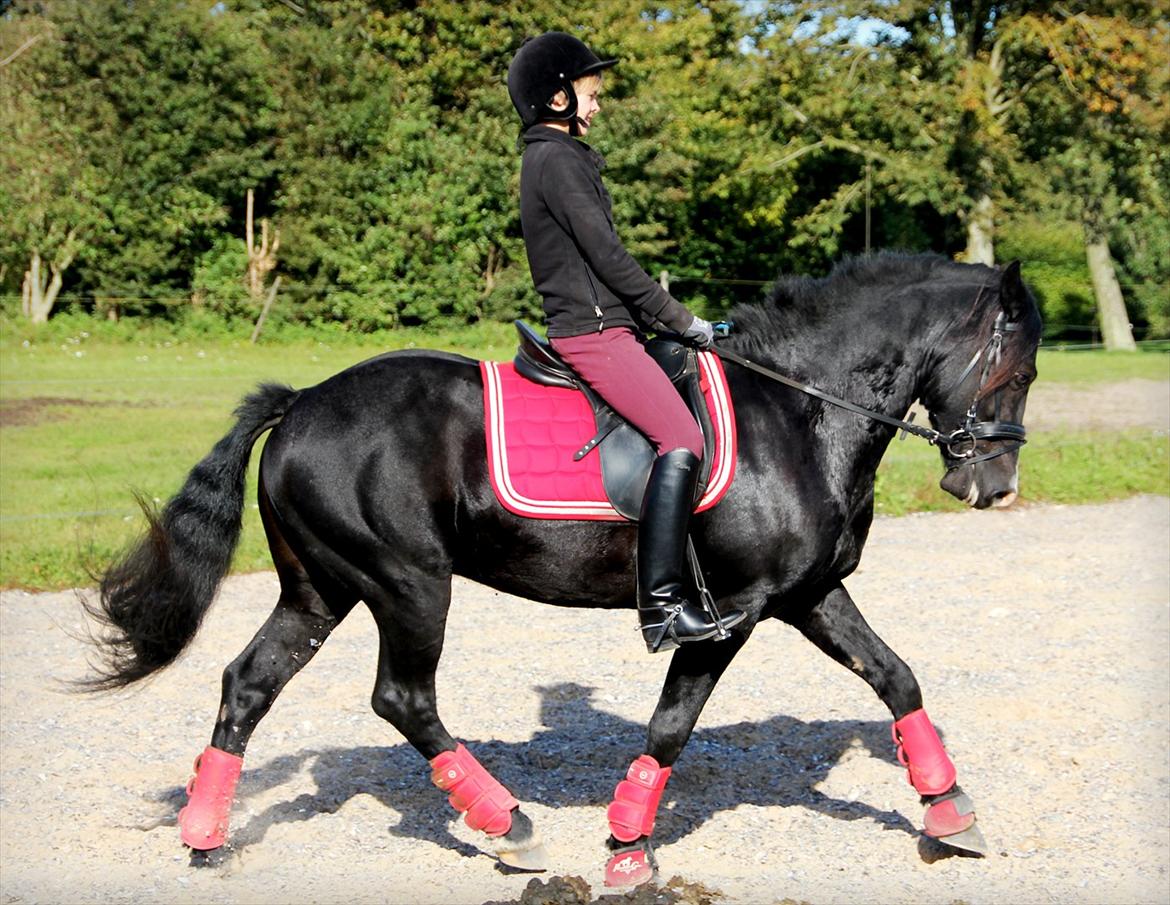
[726,252,1002,353]
[724,250,1039,398]
[766,252,957,306]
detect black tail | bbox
[81,383,301,691]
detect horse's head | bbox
[921,261,1042,510]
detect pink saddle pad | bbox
[480,351,736,520]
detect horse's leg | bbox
[178,490,357,853]
[604,632,749,886]
[792,583,987,854]
[363,573,549,872]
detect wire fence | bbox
[4,282,1163,347]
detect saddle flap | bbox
[513,320,579,390]
[643,337,693,383]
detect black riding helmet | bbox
[507,32,616,134]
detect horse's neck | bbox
[752,303,933,420]
[730,295,943,512]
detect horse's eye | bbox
[1012,372,1033,389]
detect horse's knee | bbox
[370,683,427,728]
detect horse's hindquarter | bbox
[260,351,487,577]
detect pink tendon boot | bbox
[177,746,243,850]
[893,709,979,843]
[429,744,518,837]
[604,755,673,887]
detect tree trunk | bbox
[1084,227,1136,351]
[245,188,279,302]
[21,231,78,324]
[21,250,64,324]
[964,193,995,265]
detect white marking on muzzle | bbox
[964,480,980,507]
[991,469,1021,509]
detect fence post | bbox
[659,270,670,293]
[249,275,282,344]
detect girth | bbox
[511,321,716,519]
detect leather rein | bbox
[713,311,1027,470]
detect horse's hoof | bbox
[931,821,988,856]
[924,788,987,856]
[497,842,550,872]
[188,846,227,868]
[604,842,657,888]
[493,809,548,872]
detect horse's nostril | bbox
[991,490,1018,509]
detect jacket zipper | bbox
[584,268,604,332]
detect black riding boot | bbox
[636,449,745,653]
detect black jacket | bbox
[519,125,694,338]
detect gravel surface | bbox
[1,492,1167,905]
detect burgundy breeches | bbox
[550,327,703,458]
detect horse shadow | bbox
[159,682,929,861]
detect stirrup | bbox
[686,537,745,641]
[638,603,699,654]
[637,600,739,654]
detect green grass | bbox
[1035,347,1169,383]
[0,322,515,588]
[2,328,1167,589]
[874,430,1169,516]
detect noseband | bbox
[936,311,1027,467]
[714,310,1028,471]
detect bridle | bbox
[936,310,1028,467]
[713,308,1029,471]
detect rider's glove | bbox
[682,315,716,350]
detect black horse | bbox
[87,252,1041,882]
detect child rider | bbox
[507,32,745,653]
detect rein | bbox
[713,311,1027,469]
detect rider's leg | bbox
[549,328,743,651]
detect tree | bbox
[0,8,105,322]
[51,0,278,308]
[1010,6,1169,347]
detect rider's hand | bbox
[683,315,716,350]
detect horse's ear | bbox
[1000,259,1026,320]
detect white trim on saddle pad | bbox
[481,351,737,521]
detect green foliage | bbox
[0,12,106,307]
[192,235,253,321]
[999,218,1095,336]
[0,0,1165,338]
[53,0,277,303]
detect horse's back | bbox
[274,346,481,434]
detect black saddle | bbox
[511,320,716,520]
